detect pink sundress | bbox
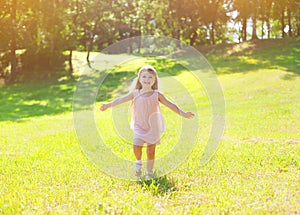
[130,90,165,144]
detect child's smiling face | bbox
[139,71,156,89]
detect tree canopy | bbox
[1,0,300,82]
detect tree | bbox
[287,0,300,37]
[250,0,259,40]
[296,1,300,36]
[10,0,17,83]
[166,0,186,48]
[273,0,288,38]
[233,0,252,41]
[259,0,274,39]
[1,0,18,83]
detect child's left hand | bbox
[182,111,195,119]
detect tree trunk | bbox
[176,28,181,48]
[189,29,197,46]
[138,26,141,54]
[265,0,272,39]
[86,35,92,65]
[50,0,56,53]
[252,15,258,40]
[10,0,17,83]
[68,48,73,76]
[87,47,90,63]
[298,17,300,36]
[287,8,292,37]
[211,21,215,45]
[242,18,247,41]
[281,8,285,38]
[261,20,264,39]
[267,18,271,39]
[86,34,95,68]
[86,50,92,68]
[86,19,99,63]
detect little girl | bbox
[100,65,194,178]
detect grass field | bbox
[0,38,300,214]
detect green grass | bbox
[1,38,300,214]
[199,37,300,75]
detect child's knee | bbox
[146,144,156,156]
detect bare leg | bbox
[133,145,143,160]
[146,144,156,176]
[146,144,156,160]
[133,139,144,176]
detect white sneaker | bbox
[145,172,153,180]
[135,170,142,176]
[135,161,142,176]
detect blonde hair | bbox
[130,65,159,91]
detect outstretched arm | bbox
[100,92,133,111]
[158,92,195,119]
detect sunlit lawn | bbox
[0,39,299,214]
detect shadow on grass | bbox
[0,71,135,122]
[0,59,188,122]
[97,71,135,101]
[137,174,177,196]
[152,58,188,76]
[0,79,76,122]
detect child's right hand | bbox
[100,103,109,111]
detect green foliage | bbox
[2,0,300,82]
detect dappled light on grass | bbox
[203,38,300,75]
[225,42,256,56]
